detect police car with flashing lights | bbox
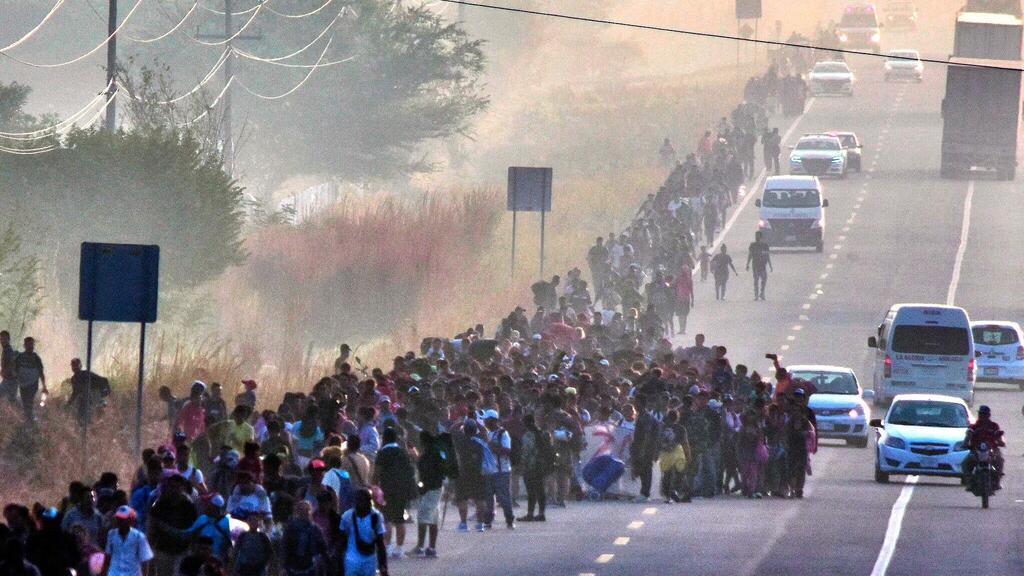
[789,134,848,178]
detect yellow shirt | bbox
[223,420,255,453]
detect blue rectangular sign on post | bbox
[78,242,160,323]
[507,167,553,212]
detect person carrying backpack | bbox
[281,502,326,576]
[338,490,389,576]
[479,410,516,530]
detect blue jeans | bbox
[484,472,514,526]
[696,443,719,497]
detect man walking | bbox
[587,237,610,297]
[0,331,15,405]
[14,337,46,421]
[630,395,660,503]
[746,231,773,300]
[762,127,781,175]
[710,245,739,301]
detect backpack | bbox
[328,468,354,512]
[351,512,380,557]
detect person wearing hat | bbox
[103,507,153,576]
[479,409,515,530]
[178,494,232,562]
[26,506,78,576]
[236,380,258,410]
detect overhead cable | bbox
[0,0,147,68]
[117,48,231,105]
[191,1,267,45]
[126,1,199,43]
[264,0,334,18]
[440,0,1024,73]
[197,1,260,16]
[0,79,114,139]
[231,7,343,62]
[235,35,334,100]
[175,76,235,126]
[0,1,67,53]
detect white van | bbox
[755,175,828,252]
[868,304,976,406]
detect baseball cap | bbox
[308,458,327,472]
[482,409,500,420]
[41,507,59,520]
[547,374,561,383]
[114,506,136,520]
[241,379,258,390]
[564,387,578,396]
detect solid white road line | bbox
[871,180,976,576]
[946,180,974,305]
[869,476,920,576]
[710,99,816,252]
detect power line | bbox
[197,1,259,16]
[231,7,345,63]
[125,1,200,43]
[0,80,114,140]
[440,0,1024,73]
[0,0,147,68]
[235,35,334,99]
[190,0,267,46]
[265,0,334,19]
[0,1,67,52]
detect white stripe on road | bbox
[946,180,974,305]
[871,180,975,575]
[710,99,816,253]
[869,475,919,576]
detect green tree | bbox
[0,223,43,341]
[0,80,246,307]
[130,0,488,182]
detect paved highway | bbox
[410,44,1024,576]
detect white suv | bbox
[789,134,848,178]
[972,321,1024,389]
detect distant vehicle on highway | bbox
[827,131,863,172]
[870,394,972,483]
[788,134,848,178]
[971,321,1024,389]
[788,365,873,447]
[754,175,828,252]
[809,61,855,96]
[868,304,976,406]
[884,0,918,30]
[884,49,924,82]
[836,4,883,53]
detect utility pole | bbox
[223,0,234,175]
[197,0,261,177]
[104,0,118,132]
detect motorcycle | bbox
[967,442,997,509]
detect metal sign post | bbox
[507,167,553,279]
[79,242,159,458]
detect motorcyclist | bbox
[963,405,1005,489]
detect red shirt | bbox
[967,419,1004,449]
[175,400,205,442]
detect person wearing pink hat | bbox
[103,506,153,576]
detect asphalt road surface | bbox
[410,47,1024,576]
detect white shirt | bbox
[339,509,386,564]
[490,429,513,473]
[105,528,154,576]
